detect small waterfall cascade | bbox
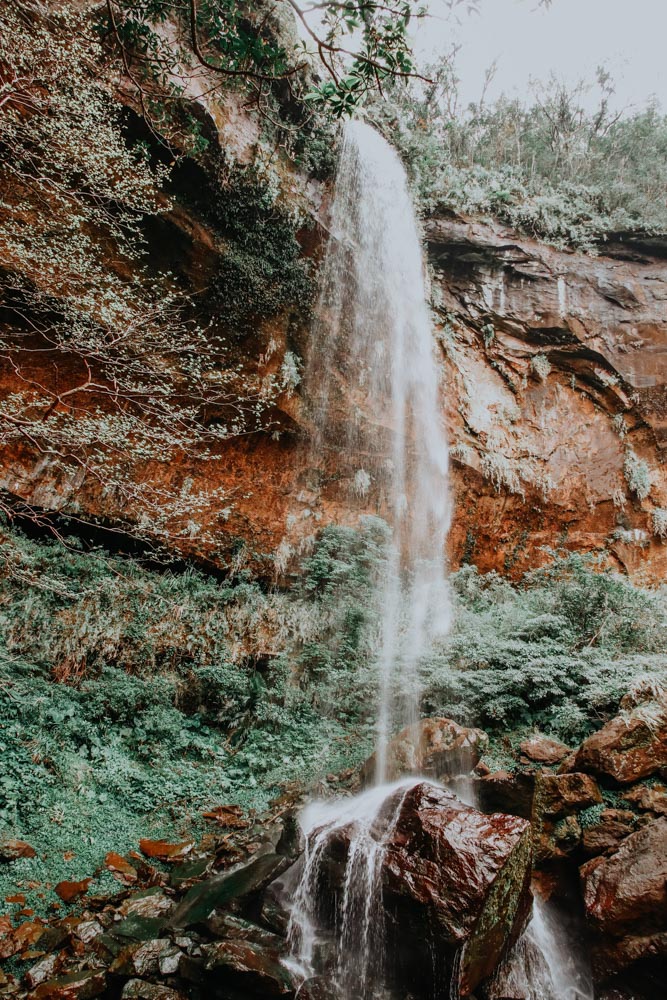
[286,121,592,1000]
[286,779,419,996]
[287,121,452,996]
[305,120,452,781]
[489,898,594,1000]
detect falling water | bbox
[306,120,452,780]
[286,121,452,998]
[489,898,594,1000]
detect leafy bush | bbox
[2,524,666,912]
[207,163,314,331]
[421,554,667,741]
[369,65,667,249]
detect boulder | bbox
[199,938,296,996]
[622,782,667,816]
[360,718,489,784]
[169,852,289,928]
[536,772,603,818]
[580,816,667,977]
[581,809,637,859]
[572,696,667,785]
[315,782,532,997]
[475,770,536,819]
[121,982,188,1000]
[28,970,107,1000]
[532,771,602,861]
[519,734,570,765]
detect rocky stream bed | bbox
[0,687,665,1000]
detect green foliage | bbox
[208,163,313,330]
[2,523,666,912]
[421,554,667,741]
[624,448,652,501]
[370,63,667,249]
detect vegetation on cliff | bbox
[372,63,667,249]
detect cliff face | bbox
[2,88,667,581]
[429,215,667,582]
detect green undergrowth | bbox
[1,523,666,916]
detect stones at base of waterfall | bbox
[571,691,667,785]
[580,816,667,979]
[519,733,570,766]
[314,781,532,997]
[360,717,488,784]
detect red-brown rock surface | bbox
[360,717,488,784]
[318,782,532,997]
[580,816,667,978]
[4,89,667,585]
[572,694,667,784]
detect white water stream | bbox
[305,120,452,782]
[288,120,593,1000]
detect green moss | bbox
[206,163,314,333]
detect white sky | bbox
[415,0,667,111]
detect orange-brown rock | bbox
[0,839,37,862]
[138,839,195,863]
[572,695,667,785]
[28,969,107,1000]
[622,782,667,816]
[581,809,638,859]
[580,817,667,978]
[316,782,532,998]
[54,879,92,904]
[519,734,570,765]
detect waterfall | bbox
[489,898,594,1000]
[306,120,452,780]
[287,120,452,998]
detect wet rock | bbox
[320,782,532,997]
[581,809,637,859]
[531,772,602,861]
[475,771,536,819]
[295,977,338,999]
[536,772,602,818]
[519,734,570,766]
[138,839,195,863]
[111,913,169,943]
[121,981,188,1000]
[200,938,296,996]
[168,857,211,890]
[104,852,138,885]
[536,814,582,861]
[0,918,46,959]
[622,782,667,816]
[169,852,289,929]
[117,888,174,921]
[0,839,37,862]
[202,804,251,829]
[580,816,667,977]
[28,969,107,1000]
[360,717,489,784]
[54,880,92,904]
[24,954,63,990]
[572,696,667,785]
[109,937,181,978]
[275,812,306,860]
[205,911,284,948]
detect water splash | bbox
[287,779,420,995]
[489,897,594,1000]
[306,120,452,780]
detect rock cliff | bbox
[2,86,667,581]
